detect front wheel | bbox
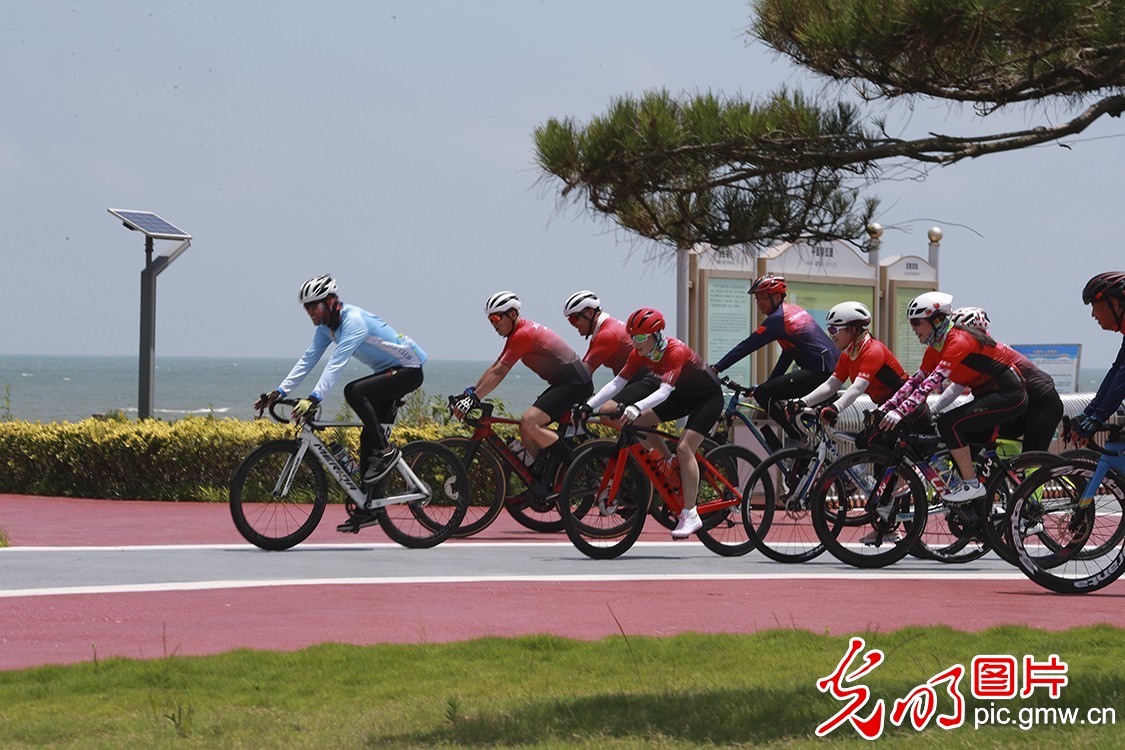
[376,441,469,548]
[1009,461,1125,594]
[812,449,927,568]
[558,442,649,559]
[741,447,828,564]
[230,440,328,550]
[695,444,761,556]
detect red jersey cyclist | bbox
[711,274,839,440]
[787,301,907,431]
[949,306,1062,452]
[1074,272,1125,441]
[563,290,660,422]
[455,291,593,468]
[877,292,1027,504]
[576,308,724,539]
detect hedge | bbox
[0,417,473,502]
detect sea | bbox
[0,353,1111,424]
[0,355,580,423]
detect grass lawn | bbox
[0,626,1120,748]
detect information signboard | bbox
[1011,344,1082,393]
[702,273,754,386]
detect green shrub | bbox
[0,417,470,502]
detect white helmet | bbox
[298,275,337,304]
[484,290,521,315]
[563,290,601,317]
[951,306,990,332]
[825,301,871,328]
[907,291,953,320]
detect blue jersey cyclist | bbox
[711,274,839,439]
[255,275,427,531]
[1074,272,1125,440]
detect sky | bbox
[2,1,1122,366]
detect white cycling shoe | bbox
[672,507,702,539]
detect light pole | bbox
[107,209,192,420]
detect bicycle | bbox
[808,422,1057,569]
[557,414,761,559]
[230,398,468,550]
[1007,422,1125,593]
[740,409,868,563]
[441,397,598,536]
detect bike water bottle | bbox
[331,443,358,476]
[931,452,958,490]
[508,438,535,466]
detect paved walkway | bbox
[1,494,1121,671]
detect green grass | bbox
[0,524,8,547]
[0,627,1120,748]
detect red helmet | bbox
[749,274,787,295]
[1082,272,1125,304]
[626,308,666,336]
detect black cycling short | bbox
[652,388,724,436]
[534,379,594,422]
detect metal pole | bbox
[676,246,690,342]
[138,236,155,420]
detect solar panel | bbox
[107,209,192,240]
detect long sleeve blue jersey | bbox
[277,304,427,402]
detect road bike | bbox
[808,424,1057,569]
[230,398,468,550]
[557,415,761,559]
[441,397,598,536]
[1007,422,1125,593]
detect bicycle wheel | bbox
[1009,461,1125,594]
[908,487,991,564]
[979,451,1065,566]
[376,440,469,548]
[438,436,506,538]
[230,439,328,551]
[741,447,832,563]
[812,449,927,568]
[695,444,761,556]
[558,442,649,559]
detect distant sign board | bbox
[702,275,754,387]
[1011,344,1082,393]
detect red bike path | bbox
[1,494,1121,671]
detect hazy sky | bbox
[3,1,1122,365]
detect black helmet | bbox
[1082,272,1125,304]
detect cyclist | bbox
[563,290,660,423]
[455,291,593,469]
[786,301,907,428]
[876,291,1027,504]
[950,306,1063,452]
[1074,272,1125,441]
[711,274,839,440]
[255,275,427,532]
[576,307,724,539]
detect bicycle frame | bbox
[597,424,742,518]
[716,378,782,453]
[457,400,582,488]
[272,410,433,512]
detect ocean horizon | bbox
[0,354,583,424]
[0,353,1111,424]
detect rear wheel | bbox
[230,440,327,551]
[438,436,506,538]
[695,444,761,556]
[559,443,649,559]
[376,441,468,548]
[812,450,927,568]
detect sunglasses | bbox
[827,325,841,335]
[567,313,584,325]
[631,334,651,344]
[487,313,505,323]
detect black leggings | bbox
[937,389,1027,450]
[754,370,833,439]
[344,367,424,470]
[998,388,1064,452]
